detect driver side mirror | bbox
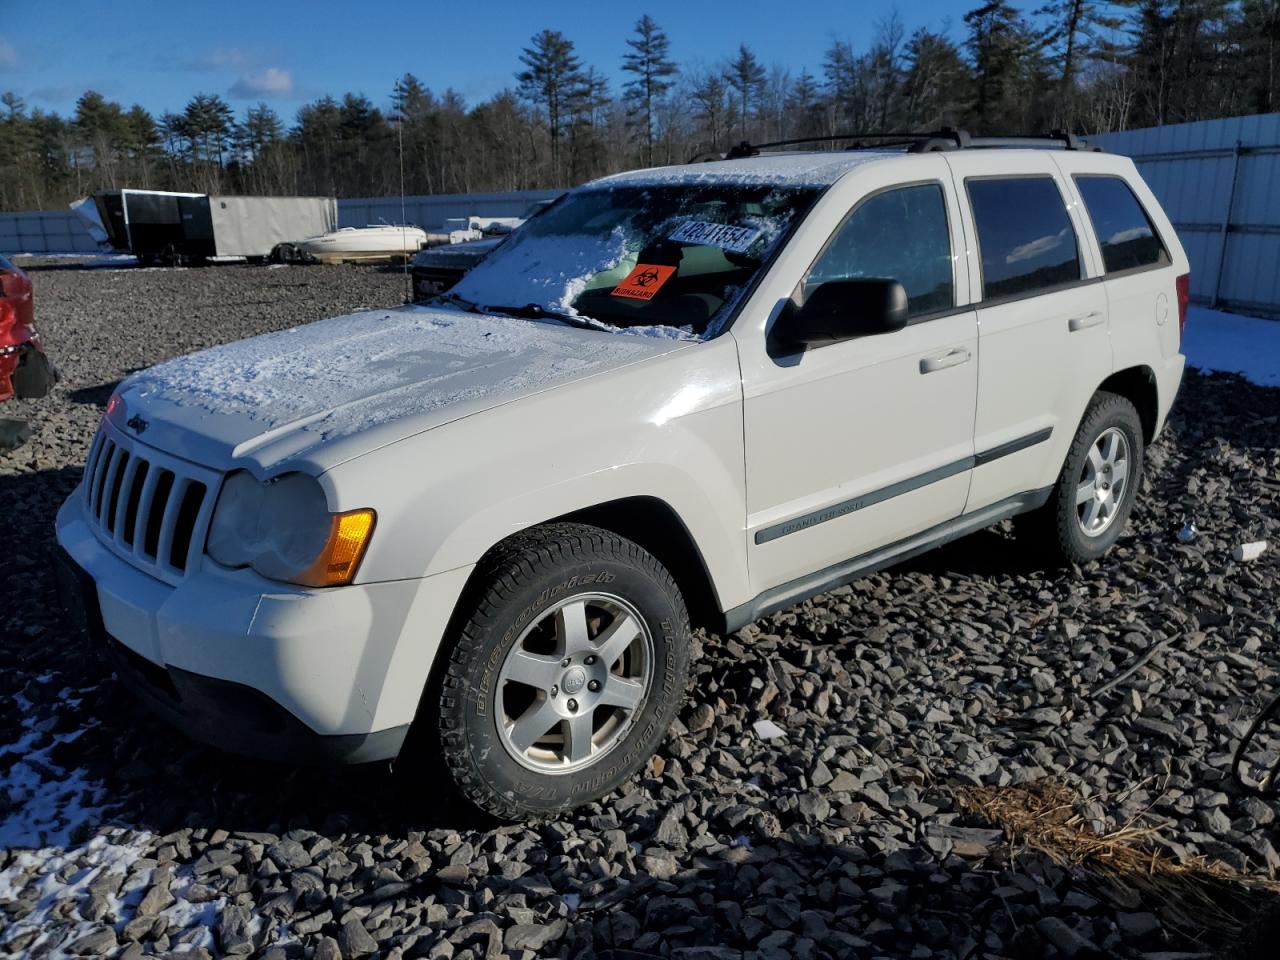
[783,278,909,346]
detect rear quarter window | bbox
[1074,175,1170,274]
[967,177,1083,301]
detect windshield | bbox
[449,183,819,340]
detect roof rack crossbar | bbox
[723,132,941,160]
[691,127,1101,163]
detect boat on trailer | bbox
[293,224,429,263]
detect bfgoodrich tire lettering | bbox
[435,523,690,819]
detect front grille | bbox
[82,425,219,582]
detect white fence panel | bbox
[1091,114,1280,318]
[0,210,101,255]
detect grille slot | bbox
[144,470,176,560]
[169,480,208,570]
[80,424,219,582]
[121,460,149,547]
[103,449,129,533]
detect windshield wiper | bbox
[433,291,482,312]
[483,303,601,331]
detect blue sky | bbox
[0,0,1004,122]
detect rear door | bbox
[1063,162,1182,365]
[945,152,1112,512]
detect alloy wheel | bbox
[495,593,653,773]
[1076,426,1131,537]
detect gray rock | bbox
[338,917,379,957]
[68,926,118,955]
[1036,916,1098,958]
[266,838,312,870]
[137,875,175,915]
[1116,912,1162,940]
[217,903,254,955]
[504,921,566,952]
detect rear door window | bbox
[966,177,1082,300]
[803,183,954,319]
[1074,175,1170,274]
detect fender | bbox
[321,335,752,614]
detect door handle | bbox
[919,347,971,374]
[1068,311,1105,332]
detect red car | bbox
[0,255,56,402]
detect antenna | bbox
[397,115,411,304]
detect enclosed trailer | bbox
[91,190,337,265]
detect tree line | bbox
[1,0,1278,213]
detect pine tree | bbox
[724,44,767,141]
[1241,0,1280,112]
[902,28,970,129]
[517,29,584,181]
[786,69,825,139]
[964,1,1042,131]
[1037,0,1125,127]
[621,15,677,166]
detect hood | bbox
[111,304,690,473]
[412,235,505,268]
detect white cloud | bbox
[1005,227,1069,265]
[229,67,293,98]
[1107,226,1150,245]
[191,47,249,71]
[0,39,18,70]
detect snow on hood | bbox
[116,304,685,471]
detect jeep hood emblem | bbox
[126,414,149,434]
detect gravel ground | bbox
[1,258,1278,960]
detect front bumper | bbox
[55,490,473,764]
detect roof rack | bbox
[908,128,1102,153]
[691,127,1101,163]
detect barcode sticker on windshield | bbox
[668,220,763,254]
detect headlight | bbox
[207,471,376,587]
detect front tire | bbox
[1020,391,1145,565]
[433,523,691,820]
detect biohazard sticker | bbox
[611,263,676,300]
[668,219,764,253]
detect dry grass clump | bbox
[954,779,1279,942]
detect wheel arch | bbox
[549,496,724,632]
[1098,365,1159,444]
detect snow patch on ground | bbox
[0,677,229,958]
[1184,305,1280,386]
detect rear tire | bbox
[1018,391,1144,565]
[430,523,691,820]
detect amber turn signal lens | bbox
[300,509,376,587]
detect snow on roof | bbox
[591,150,901,189]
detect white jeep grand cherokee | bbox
[56,133,1188,818]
